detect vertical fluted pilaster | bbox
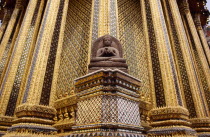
[91,0,119,40]
[98,0,110,36]
[0,8,21,82]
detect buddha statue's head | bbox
[103,35,112,47]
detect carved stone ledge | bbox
[0,116,15,125]
[54,95,77,109]
[72,123,143,131]
[53,95,77,131]
[68,130,144,137]
[53,119,75,131]
[149,106,189,121]
[15,104,56,119]
[75,69,141,94]
[13,117,55,125]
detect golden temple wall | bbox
[0,0,209,136]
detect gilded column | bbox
[146,0,196,136]
[140,0,155,105]
[147,0,182,107]
[5,0,61,135]
[0,9,12,41]
[181,1,210,89]
[0,7,20,83]
[194,13,210,65]
[0,8,20,67]
[49,0,70,106]
[0,0,46,136]
[178,1,210,136]
[139,0,155,130]
[0,0,45,115]
[166,0,209,118]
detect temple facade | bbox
[0,0,209,136]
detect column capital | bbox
[2,8,12,22]
[194,13,203,30]
[15,0,38,9]
[178,0,190,14]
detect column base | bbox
[191,118,210,137]
[0,116,15,136]
[4,104,57,137]
[147,106,197,137]
[148,126,196,137]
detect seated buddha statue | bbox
[88,35,128,73]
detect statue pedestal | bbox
[88,61,128,73]
[69,69,145,137]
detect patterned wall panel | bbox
[76,95,140,126]
[76,96,102,125]
[102,95,118,123]
[117,0,150,102]
[157,0,183,106]
[56,0,92,98]
[117,96,140,126]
